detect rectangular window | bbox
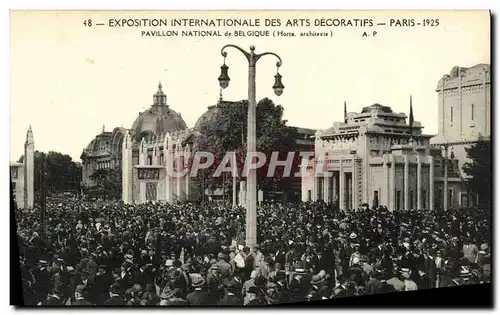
[471,104,474,121]
[396,190,401,210]
[451,106,454,123]
[317,178,324,201]
[307,190,312,202]
[410,191,414,209]
[422,190,427,209]
[448,189,453,208]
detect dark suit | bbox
[104,295,127,305]
[217,294,242,305]
[90,272,113,305]
[73,298,93,306]
[186,290,212,305]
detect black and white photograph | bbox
[8,9,492,308]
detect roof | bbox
[361,103,393,114]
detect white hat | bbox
[349,233,357,239]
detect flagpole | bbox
[344,101,347,123]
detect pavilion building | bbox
[302,103,450,211]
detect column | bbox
[383,154,389,207]
[313,176,319,202]
[323,173,330,204]
[176,143,182,201]
[390,155,396,211]
[164,136,173,203]
[332,172,338,205]
[443,146,448,211]
[352,158,357,210]
[347,177,352,210]
[139,139,146,165]
[240,181,246,208]
[429,156,434,210]
[122,131,133,204]
[417,154,422,209]
[404,155,409,210]
[339,157,345,210]
[139,181,146,203]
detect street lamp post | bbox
[218,44,284,247]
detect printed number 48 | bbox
[83,19,92,27]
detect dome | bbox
[193,97,243,132]
[131,82,188,141]
[193,104,223,132]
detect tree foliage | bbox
[87,168,122,200]
[193,98,299,194]
[462,137,491,209]
[17,150,82,195]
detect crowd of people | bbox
[15,195,491,306]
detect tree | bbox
[193,98,299,197]
[88,168,122,200]
[18,150,82,196]
[462,137,491,209]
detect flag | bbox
[409,95,414,137]
[344,101,347,123]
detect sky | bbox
[10,10,490,162]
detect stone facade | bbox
[435,64,491,142]
[122,129,195,204]
[81,82,315,204]
[302,104,446,211]
[11,126,34,209]
[81,82,194,204]
[431,64,491,208]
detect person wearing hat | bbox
[158,286,176,305]
[216,252,233,284]
[242,247,255,280]
[241,270,258,303]
[89,264,113,305]
[476,243,491,281]
[119,260,133,290]
[43,287,64,306]
[72,284,92,306]
[32,260,51,304]
[346,257,363,286]
[125,284,144,306]
[462,238,478,264]
[264,284,281,305]
[217,279,243,306]
[401,269,418,291]
[186,274,211,305]
[244,286,266,305]
[310,270,330,299]
[160,288,188,306]
[330,273,348,299]
[252,245,265,269]
[104,283,126,305]
[206,263,224,302]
